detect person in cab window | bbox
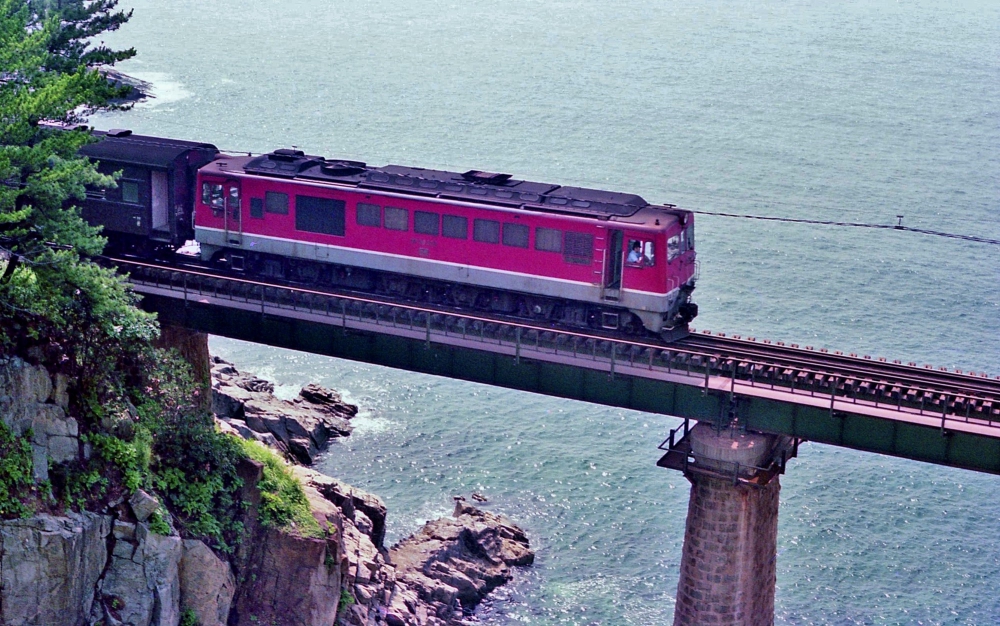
[627,241,644,264]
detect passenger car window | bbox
[121,181,140,204]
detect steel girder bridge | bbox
[109,256,1000,476]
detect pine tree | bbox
[0,0,157,387]
[29,0,136,72]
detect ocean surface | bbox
[92,0,999,623]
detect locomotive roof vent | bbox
[461,170,512,185]
[244,150,325,177]
[270,148,306,161]
[321,160,367,177]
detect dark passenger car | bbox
[79,130,218,251]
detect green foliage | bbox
[28,0,136,73]
[88,432,145,492]
[57,465,106,510]
[0,2,259,562]
[0,422,35,518]
[236,438,323,538]
[179,607,200,626]
[338,589,355,613]
[147,510,170,536]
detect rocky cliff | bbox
[0,356,533,626]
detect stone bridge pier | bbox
[155,324,212,410]
[667,422,796,626]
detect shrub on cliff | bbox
[236,438,323,538]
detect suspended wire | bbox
[688,209,1000,246]
[88,116,999,246]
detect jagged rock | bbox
[211,358,355,464]
[96,524,183,626]
[113,520,136,542]
[180,539,236,626]
[298,383,359,418]
[0,512,112,626]
[51,372,70,409]
[211,384,247,421]
[293,467,387,549]
[129,489,160,523]
[386,503,534,625]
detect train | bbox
[78,129,698,340]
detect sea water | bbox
[92,0,999,622]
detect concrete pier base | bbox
[155,324,211,411]
[673,423,783,626]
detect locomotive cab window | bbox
[626,240,654,266]
[202,183,224,214]
[667,235,681,261]
[295,195,345,236]
[250,198,264,218]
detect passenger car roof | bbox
[80,131,218,168]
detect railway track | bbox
[677,332,999,421]
[106,255,1000,424]
[679,332,999,394]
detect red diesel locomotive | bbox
[80,131,698,339]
